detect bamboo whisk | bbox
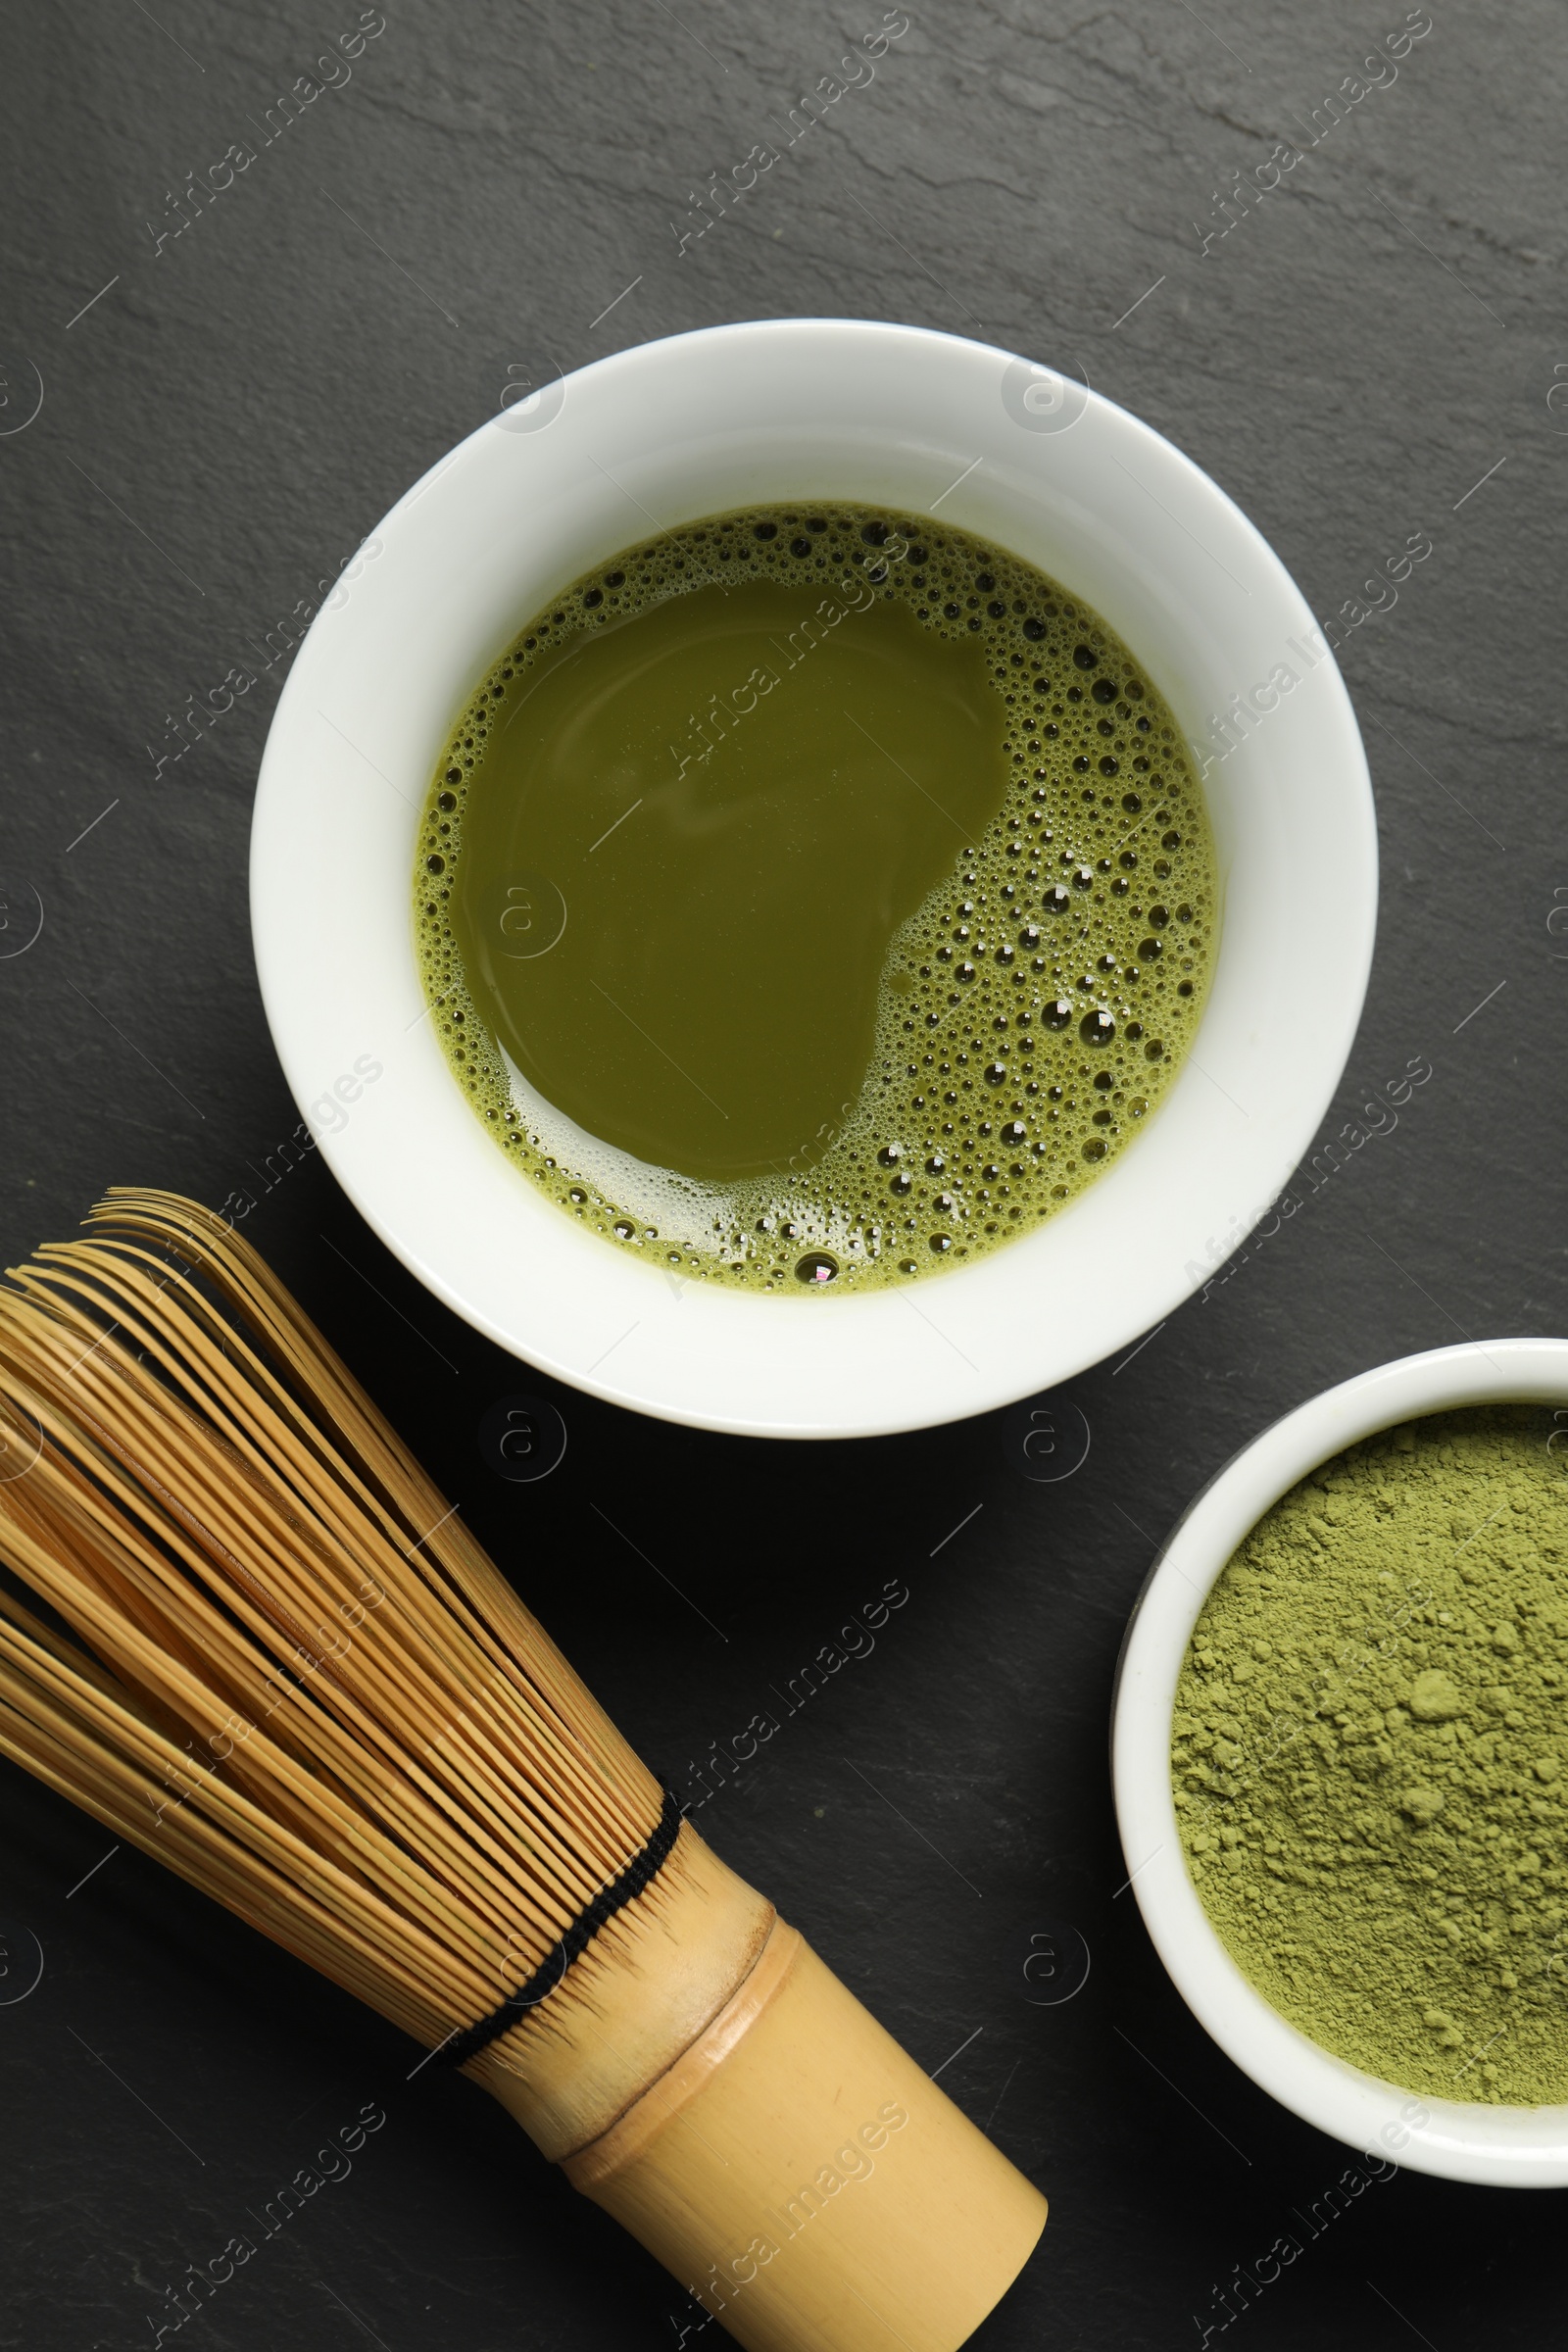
[0,1192,1045,2352]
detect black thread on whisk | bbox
[434,1782,687,2069]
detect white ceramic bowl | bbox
[250,318,1376,1439]
[1113,1338,1568,2186]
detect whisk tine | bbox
[0,1194,660,2022]
[79,1194,657,1829]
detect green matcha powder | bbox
[1173,1407,1568,2105]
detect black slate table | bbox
[2,4,1563,2346]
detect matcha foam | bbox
[415,503,1217,1292]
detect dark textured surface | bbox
[1,3,1564,2346]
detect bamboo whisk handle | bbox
[568,1918,1045,2352]
[485,1827,1045,2352]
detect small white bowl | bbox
[250,318,1375,1439]
[1113,1338,1568,2186]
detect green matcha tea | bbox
[1174,1408,1568,2105]
[414,504,1217,1289]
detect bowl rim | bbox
[1111,1336,1568,2185]
[250,316,1377,1439]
